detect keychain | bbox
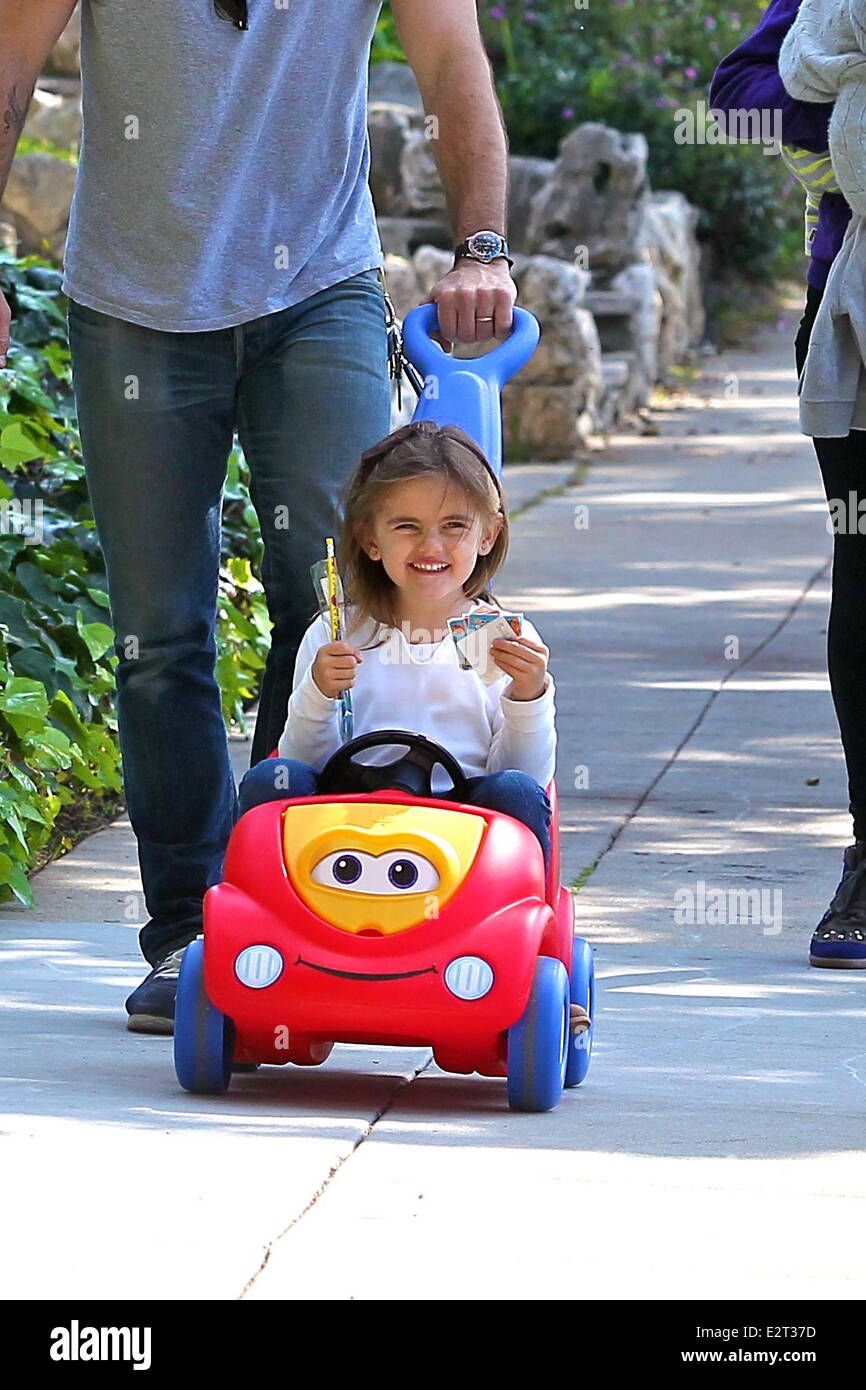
[379,267,425,410]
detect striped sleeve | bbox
[780,143,841,195]
[780,144,841,253]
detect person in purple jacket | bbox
[710,0,866,970]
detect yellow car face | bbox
[282,801,485,936]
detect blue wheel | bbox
[565,935,594,1088]
[507,956,569,1112]
[174,938,233,1094]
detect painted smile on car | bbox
[295,955,438,982]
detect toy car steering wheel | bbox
[317,729,471,800]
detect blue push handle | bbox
[402,303,540,479]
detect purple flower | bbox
[488,5,505,18]
[685,66,698,80]
[524,8,539,20]
[704,15,717,29]
[653,54,664,65]
[562,107,575,120]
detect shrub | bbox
[0,253,270,904]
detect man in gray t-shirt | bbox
[0,0,516,1031]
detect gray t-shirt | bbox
[61,0,386,331]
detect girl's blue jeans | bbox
[237,758,553,871]
[66,269,392,965]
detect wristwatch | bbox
[453,230,513,268]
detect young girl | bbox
[237,418,588,1032]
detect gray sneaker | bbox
[125,946,188,1034]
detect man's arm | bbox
[390,0,515,347]
[391,0,507,243]
[0,0,80,365]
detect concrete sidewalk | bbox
[2,295,865,1300]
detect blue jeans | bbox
[67,270,392,964]
[237,758,553,870]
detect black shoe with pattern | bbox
[810,842,866,968]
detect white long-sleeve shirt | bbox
[277,601,557,793]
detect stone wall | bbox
[370,64,706,458]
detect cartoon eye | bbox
[331,854,362,885]
[311,849,439,894]
[389,858,418,889]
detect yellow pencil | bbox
[325,536,341,642]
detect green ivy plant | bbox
[0,252,271,905]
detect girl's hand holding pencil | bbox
[310,537,355,739]
[312,641,363,698]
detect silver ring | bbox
[476,316,494,321]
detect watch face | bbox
[467,231,504,261]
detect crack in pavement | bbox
[570,557,831,892]
[238,1051,433,1298]
[507,461,588,520]
[841,1055,866,1090]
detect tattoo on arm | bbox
[2,85,27,140]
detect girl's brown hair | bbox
[334,420,509,647]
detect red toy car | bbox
[174,729,594,1112]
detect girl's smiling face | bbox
[361,475,502,604]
